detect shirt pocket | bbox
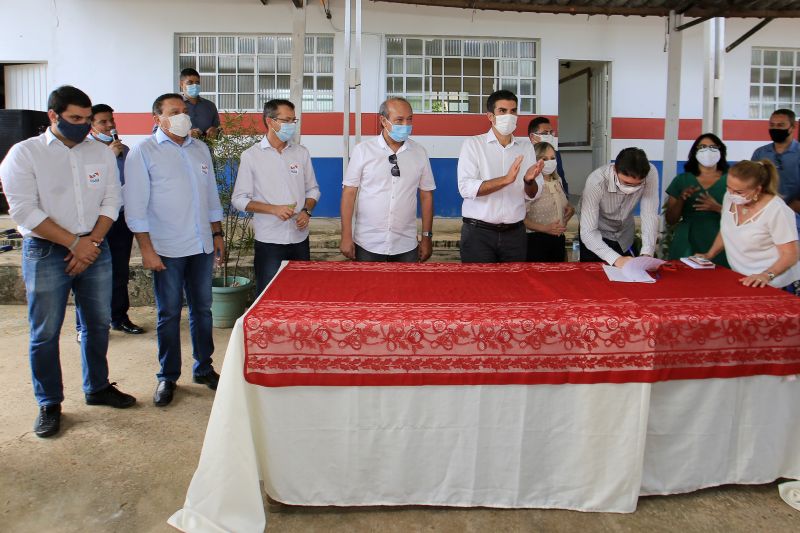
[84,164,108,190]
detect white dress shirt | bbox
[579,163,660,265]
[457,129,540,224]
[0,128,121,238]
[124,128,223,258]
[343,134,436,255]
[720,194,800,288]
[231,137,320,245]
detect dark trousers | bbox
[254,238,310,295]
[76,211,134,332]
[579,236,635,263]
[355,244,418,263]
[460,223,526,263]
[153,253,214,382]
[526,232,566,262]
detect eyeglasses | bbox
[388,154,400,177]
[774,153,783,171]
[274,117,299,124]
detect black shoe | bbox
[153,380,176,407]
[85,382,137,408]
[111,319,145,335]
[34,405,62,438]
[193,369,220,391]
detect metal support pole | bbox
[663,10,683,199]
[702,18,724,135]
[354,0,362,145]
[343,0,351,175]
[289,3,306,143]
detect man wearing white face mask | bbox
[457,90,544,263]
[579,147,660,267]
[124,93,225,407]
[340,97,436,263]
[232,99,320,294]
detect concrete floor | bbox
[1,304,798,533]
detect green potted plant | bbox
[202,113,260,328]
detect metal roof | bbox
[374,1,800,18]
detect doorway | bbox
[557,60,610,196]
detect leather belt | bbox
[462,217,524,232]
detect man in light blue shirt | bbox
[752,108,800,233]
[124,93,225,407]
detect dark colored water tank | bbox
[0,109,49,214]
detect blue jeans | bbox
[254,238,310,295]
[152,253,214,382]
[22,238,112,406]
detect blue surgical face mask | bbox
[93,130,113,143]
[272,121,297,143]
[386,123,412,143]
[57,116,91,144]
[185,83,201,98]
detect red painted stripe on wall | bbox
[115,112,773,142]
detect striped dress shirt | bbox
[579,163,660,265]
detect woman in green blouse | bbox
[664,133,730,267]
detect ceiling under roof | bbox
[374,0,800,18]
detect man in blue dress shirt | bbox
[124,93,225,407]
[752,108,800,234]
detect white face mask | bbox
[696,148,721,168]
[164,113,192,138]
[728,192,753,205]
[537,134,558,151]
[615,174,643,195]
[542,159,558,176]
[493,114,517,136]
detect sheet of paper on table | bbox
[602,256,666,283]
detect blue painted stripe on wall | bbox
[311,157,683,217]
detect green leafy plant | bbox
[201,113,261,286]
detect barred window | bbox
[750,48,800,119]
[177,34,334,112]
[385,36,537,114]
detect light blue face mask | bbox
[273,121,297,142]
[94,131,113,143]
[185,83,201,98]
[386,123,412,143]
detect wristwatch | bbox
[301,207,313,216]
[421,231,433,238]
[212,231,225,238]
[765,271,776,281]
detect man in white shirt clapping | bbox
[340,97,436,262]
[457,90,544,263]
[232,99,320,294]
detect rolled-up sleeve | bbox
[303,149,321,201]
[0,144,50,231]
[98,149,121,221]
[122,145,151,233]
[457,138,482,200]
[638,164,661,257]
[231,150,255,212]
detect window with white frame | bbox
[177,34,334,112]
[750,48,800,119]
[385,36,537,114]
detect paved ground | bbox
[1,304,798,532]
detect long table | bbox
[169,262,800,533]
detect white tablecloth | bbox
[168,319,800,533]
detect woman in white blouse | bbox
[698,159,800,295]
[524,142,575,262]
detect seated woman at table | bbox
[697,160,800,295]
[524,142,575,262]
[664,133,730,267]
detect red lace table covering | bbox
[243,262,800,387]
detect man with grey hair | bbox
[232,99,320,294]
[340,97,436,262]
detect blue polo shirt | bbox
[185,96,220,134]
[752,139,800,232]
